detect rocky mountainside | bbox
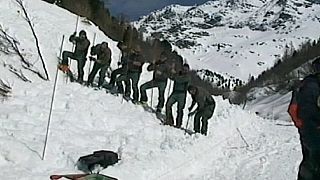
[134,0,320,89]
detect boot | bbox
[164,117,174,126]
[77,77,83,84]
[58,64,70,73]
[156,108,162,113]
[139,100,148,106]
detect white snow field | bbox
[0,0,301,179]
[134,1,320,81]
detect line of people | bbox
[58,30,216,135]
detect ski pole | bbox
[67,15,79,84]
[236,128,249,148]
[42,35,65,160]
[121,26,133,103]
[150,82,154,107]
[184,113,192,135]
[87,33,96,82]
[117,47,122,68]
[121,55,129,104]
[150,60,156,108]
[167,79,172,97]
[167,63,174,98]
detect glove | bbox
[90,46,97,55]
[69,33,76,43]
[89,56,96,61]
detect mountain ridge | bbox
[134,0,320,87]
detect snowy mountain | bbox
[134,0,320,85]
[0,0,302,179]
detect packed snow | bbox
[0,0,302,179]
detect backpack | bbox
[288,88,303,128]
[77,150,119,173]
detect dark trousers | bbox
[109,67,125,86]
[116,72,141,101]
[298,133,320,180]
[165,92,187,128]
[194,105,215,135]
[62,51,86,82]
[87,62,108,87]
[140,80,167,110]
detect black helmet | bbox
[102,42,108,46]
[183,63,190,70]
[79,30,86,37]
[188,85,197,92]
[312,56,320,72]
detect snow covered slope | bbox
[0,0,302,179]
[0,0,120,83]
[134,0,320,83]
[0,81,301,180]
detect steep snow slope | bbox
[134,0,320,84]
[0,81,301,180]
[0,0,301,179]
[0,0,120,83]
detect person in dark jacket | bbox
[107,42,129,89]
[188,85,215,135]
[60,30,90,83]
[165,63,191,128]
[87,42,112,87]
[115,46,144,102]
[140,51,169,112]
[295,57,320,180]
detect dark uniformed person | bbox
[60,30,90,83]
[188,85,215,135]
[165,63,191,128]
